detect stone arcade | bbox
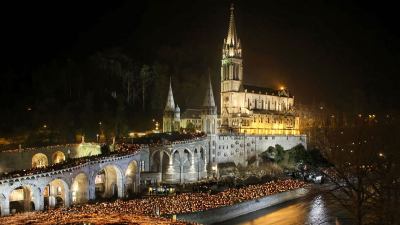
[0,145,141,216]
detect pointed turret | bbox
[201,75,218,134]
[163,78,180,133]
[164,78,175,112]
[203,76,216,108]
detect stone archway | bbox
[43,178,69,209]
[125,160,138,197]
[71,173,89,205]
[8,185,40,214]
[52,151,66,164]
[151,150,170,173]
[32,153,48,168]
[182,149,193,173]
[173,150,181,183]
[94,165,123,199]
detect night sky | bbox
[1,0,399,110]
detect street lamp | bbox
[129,132,135,144]
[96,134,99,143]
[238,113,241,133]
[197,156,200,181]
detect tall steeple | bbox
[223,3,241,59]
[226,3,238,46]
[220,3,244,128]
[164,77,175,112]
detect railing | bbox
[0,143,79,153]
[170,137,207,145]
[0,147,144,183]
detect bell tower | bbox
[221,4,243,126]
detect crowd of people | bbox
[0,211,186,225]
[0,179,306,224]
[129,132,206,146]
[0,143,78,153]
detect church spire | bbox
[203,74,216,108]
[226,3,238,46]
[223,3,241,59]
[164,77,175,112]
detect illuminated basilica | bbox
[164,4,300,136]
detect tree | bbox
[318,116,400,225]
[274,144,284,163]
[260,145,284,163]
[185,122,196,133]
[140,65,152,112]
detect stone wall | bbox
[210,134,306,165]
[177,187,308,224]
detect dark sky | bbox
[1,0,399,109]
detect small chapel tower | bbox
[163,79,180,133]
[201,76,218,134]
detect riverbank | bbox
[177,187,309,224]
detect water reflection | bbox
[216,194,353,225]
[307,195,328,224]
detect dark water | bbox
[216,194,354,225]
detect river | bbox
[216,193,354,225]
